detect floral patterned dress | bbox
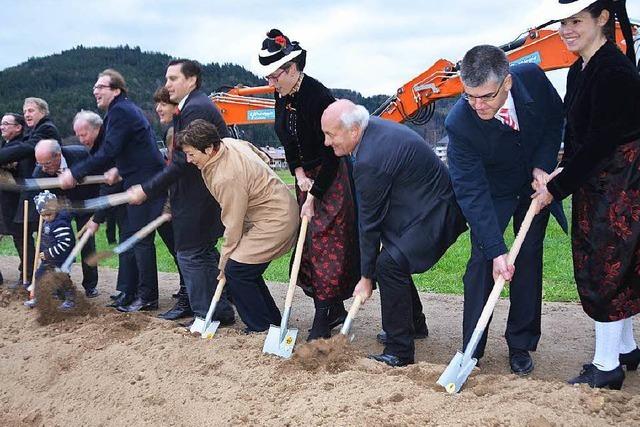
[548,42,640,321]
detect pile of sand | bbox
[1,255,639,426]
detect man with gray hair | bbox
[33,139,100,297]
[445,44,566,375]
[322,99,467,367]
[73,110,103,151]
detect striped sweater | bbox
[40,211,75,267]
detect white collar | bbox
[494,90,519,128]
[177,90,193,111]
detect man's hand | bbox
[86,220,100,235]
[492,253,515,282]
[127,185,148,205]
[300,194,315,219]
[104,167,121,185]
[217,270,225,282]
[531,168,549,192]
[294,167,313,192]
[353,277,373,303]
[59,169,77,190]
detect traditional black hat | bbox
[258,29,306,76]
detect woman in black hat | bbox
[258,29,359,341]
[535,0,640,389]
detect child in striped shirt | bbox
[25,191,76,309]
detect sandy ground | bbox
[1,254,639,426]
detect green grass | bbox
[1,193,577,302]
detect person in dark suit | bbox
[127,59,235,326]
[32,139,100,297]
[322,99,468,367]
[0,100,61,288]
[445,45,566,375]
[0,112,30,286]
[60,69,166,313]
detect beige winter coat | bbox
[200,138,298,272]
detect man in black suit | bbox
[33,139,100,297]
[128,59,234,326]
[0,112,30,286]
[445,45,566,375]
[60,69,166,312]
[0,100,61,288]
[322,99,468,367]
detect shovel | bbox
[58,228,96,274]
[263,216,309,358]
[22,200,28,288]
[27,214,44,295]
[0,170,107,191]
[340,294,364,339]
[190,278,227,339]
[86,212,172,265]
[437,199,540,394]
[56,191,132,213]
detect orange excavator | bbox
[211,21,638,129]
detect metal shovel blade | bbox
[189,317,221,339]
[436,351,478,394]
[262,325,298,358]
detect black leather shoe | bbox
[509,349,534,375]
[85,287,99,298]
[619,348,640,371]
[116,298,158,313]
[376,327,429,345]
[569,364,625,390]
[110,291,123,301]
[108,292,133,308]
[368,353,414,367]
[217,316,236,327]
[158,301,193,320]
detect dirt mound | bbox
[0,287,28,307]
[291,334,362,373]
[34,270,98,325]
[1,256,640,425]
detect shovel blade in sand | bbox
[262,324,298,358]
[190,317,221,339]
[436,351,478,394]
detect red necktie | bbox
[498,108,519,131]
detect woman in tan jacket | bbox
[177,118,298,332]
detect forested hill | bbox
[0,45,452,145]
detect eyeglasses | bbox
[461,76,507,102]
[264,68,287,82]
[0,122,18,127]
[93,84,112,91]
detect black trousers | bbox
[74,213,98,291]
[156,220,186,296]
[225,259,280,332]
[113,205,137,295]
[376,249,419,361]
[462,198,550,359]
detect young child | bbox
[24,191,76,309]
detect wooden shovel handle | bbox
[22,200,28,285]
[28,214,44,294]
[283,216,309,309]
[212,277,227,303]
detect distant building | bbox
[259,146,288,170]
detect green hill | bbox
[0,45,452,146]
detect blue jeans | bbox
[176,245,234,320]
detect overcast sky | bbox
[1,0,638,97]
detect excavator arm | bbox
[374,23,637,124]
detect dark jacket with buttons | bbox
[446,63,566,260]
[0,116,60,224]
[142,89,228,251]
[274,75,337,200]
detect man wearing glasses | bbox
[445,45,566,375]
[60,69,166,313]
[0,113,32,287]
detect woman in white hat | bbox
[258,29,360,341]
[535,0,640,389]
